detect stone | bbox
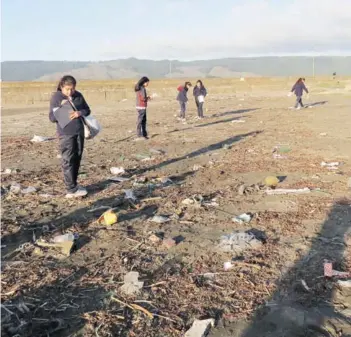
[185,318,215,337]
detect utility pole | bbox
[312,56,315,78]
[169,59,172,78]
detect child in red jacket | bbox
[135,76,150,139]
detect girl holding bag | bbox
[193,80,207,118]
[49,75,91,198]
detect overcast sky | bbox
[2,0,351,61]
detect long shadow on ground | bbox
[136,131,262,175]
[210,203,351,337]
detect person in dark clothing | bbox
[135,76,150,140]
[49,75,91,198]
[193,80,207,118]
[176,81,192,119]
[290,77,309,109]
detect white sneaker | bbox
[65,188,88,199]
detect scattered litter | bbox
[110,167,125,175]
[185,318,215,337]
[238,183,264,196]
[98,209,118,226]
[156,176,173,185]
[141,157,154,162]
[218,229,266,253]
[134,153,151,160]
[36,239,74,257]
[3,168,19,175]
[182,195,204,206]
[266,188,311,195]
[232,213,253,224]
[193,164,204,171]
[135,176,148,183]
[10,182,22,194]
[337,280,351,288]
[273,154,287,159]
[324,262,351,278]
[21,186,37,194]
[39,193,54,198]
[224,261,233,271]
[162,238,176,249]
[124,189,137,202]
[321,161,340,170]
[149,148,165,155]
[264,176,280,188]
[273,145,291,154]
[120,271,144,296]
[53,233,77,243]
[222,144,231,150]
[109,176,130,182]
[149,234,162,244]
[31,135,54,143]
[231,119,245,123]
[151,215,170,224]
[301,280,311,292]
[204,200,219,207]
[319,133,327,136]
[87,206,111,213]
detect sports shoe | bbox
[65,188,88,199]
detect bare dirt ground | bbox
[1,78,351,337]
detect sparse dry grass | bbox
[2,77,350,107]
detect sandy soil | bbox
[1,79,351,337]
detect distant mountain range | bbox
[1,56,351,81]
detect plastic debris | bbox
[185,318,215,337]
[10,182,22,194]
[39,193,54,198]
[231,119,245,123]
[151,215,170,224]
[224,261,233,271]
[3,168,19,174]
[273,145,291,154]
[222,144,231,150]
[273,154,287,159]
[36,239,74,256]
[108,176,130,182]
[193,164,204,171]
[31,135,54,143]
[149,148,165,155]
[162,238,176,249]
[98,209,118,226]
[21,186,37,194]
[141,157,154,162]
[120,271,144,296]
[264,176,280,188]
[337,280,351,288]
[321,161,340,170]
[319,133,327,136]
[324,262,351,278]
[110,167,125,175]
[218,229,266,253]
[53,233,77,243]
[265,188,311,195]
[232,213,253,224]
[300,280,311,292]
[124,189,137,202]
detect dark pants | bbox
[179,102,186,118]
[137,109,147,137]
[295,96,304,108]
[195,100,204,117]
[59,133,84,193]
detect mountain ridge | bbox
[1,56,350,81]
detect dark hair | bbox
[57,75,77,91]
[135,76,150,91]
[295,77,306,85]
[196,80,204,88]
[184,81,192,91]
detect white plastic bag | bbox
[83,115,101,140]
[198,95,205,103]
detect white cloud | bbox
[99,0,351,60]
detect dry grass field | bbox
[1,77,351,337]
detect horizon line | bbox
[2,54,351,63]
